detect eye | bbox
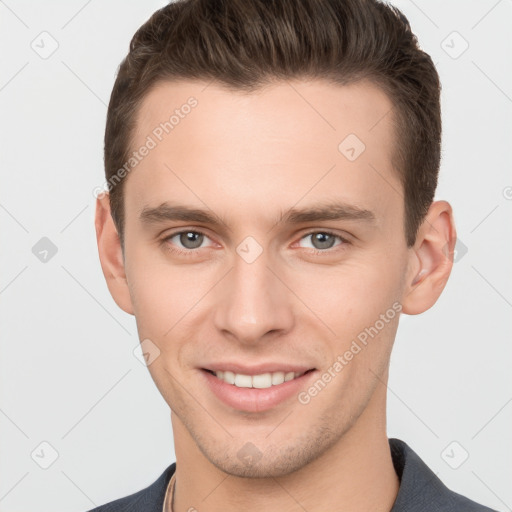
[297,231,347,251]
[163,230,215,254]
[161,229,349,258]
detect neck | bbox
[170,382,399,512]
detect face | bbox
[97,78,450,478]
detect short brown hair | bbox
[104,0,441,248]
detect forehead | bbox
[126,78,401,231]
[134,78,395,151]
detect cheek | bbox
[125,246,196,337]
[294,255,402,333]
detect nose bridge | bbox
[213,243,294,342]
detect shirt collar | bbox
[389,437,464,511]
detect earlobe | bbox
[401,200,457,315]
[95,194,134,315]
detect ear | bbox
[401,200,457,315]
[95,193,134,315]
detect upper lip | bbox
[201,363,316,375]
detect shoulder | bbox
[389,438,498,512]
[85,463,176,512]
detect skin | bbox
[95,78,456,512]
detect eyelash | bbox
[161,229,350,258]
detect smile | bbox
[205,369,312,389]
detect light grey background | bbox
[0,1,510,511]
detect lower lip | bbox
[201,369,317,412]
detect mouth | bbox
[202,368,316,389]
[199,361,319,412]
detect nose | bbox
[213,247,295,345]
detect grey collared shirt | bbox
[88,437,498,511]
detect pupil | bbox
[313,233,334,249]
[181,232,203,249]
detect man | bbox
[90,0,497,510]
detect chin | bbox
[197,436,332,479]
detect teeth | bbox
[213,370,305,388]
[271,372,285,385]
[223,371,235,384]
[234,374,252,388]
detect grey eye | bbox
[299,232,342,251]
[175,231,205,249]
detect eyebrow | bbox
[139,200,376,229]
